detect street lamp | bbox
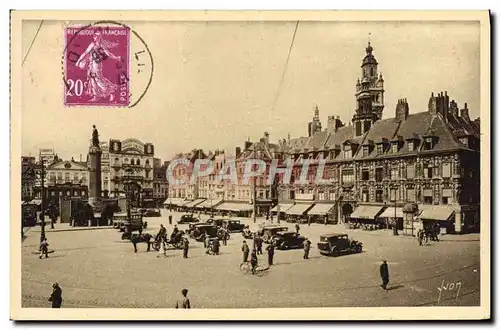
[38,159,47,243]
[391,188,399,236]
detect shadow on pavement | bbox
[387,284,405,291]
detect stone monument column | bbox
[88,125,102,225]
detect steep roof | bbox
[305,130,329,151]
[325,125,355,150]
[287,136,310,153]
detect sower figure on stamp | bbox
[75,31,122,102]
[380,260,390,291]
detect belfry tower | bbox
[352,39,385,137]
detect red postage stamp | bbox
[64,25,130,106]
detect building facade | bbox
[107,138,155,206]
[21,156,37,201]
[276,42,480,234]
[152,158,169,205]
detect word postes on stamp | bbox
[64,25,130,107]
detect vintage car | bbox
[22,204,39,228]
[225,219,245,232]
[141,208,162,217]
[317,233,363,257]
[207,218,245,233]
[272,231,306,250]
[178,214,200,224]
[114,211,146,233]
[188,223,220,242]
[258,225,290,244]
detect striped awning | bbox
[270,203,294,213]
[215,202,253,212]
[183,199,206,208]
[285,203,313,215]
[163,198,187,206]
[195,199,223,209]
[379,207,404,218]
[307,203,335,215]
[418,205,455,221]
[350,205,384,220]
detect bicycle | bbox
[239,262,269,277]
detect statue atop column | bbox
[92,125,100,147]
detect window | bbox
[407,164,415,179]
[65,172,70,182]
[329,151,335,160]
[442,163,451,178]
[137,159,141,165]
[130,159,135,165]
[424,164,433,179]
[424,196,433,204]
[389,189,399,202]
[442,196,450,205]
[377,144,384,154]
[423,189,433,204]
[370,67,374,76]
[442,189,452,204]
[362,190,369,202]
[408,141,414,152]
[362,146,370,157]
[375,189,384,202]
[375,168,384,182]
[361,169,370,181]
[423,137,434,150]
[390,167,399,180]
[341,169,354,185]
[318,192,325,200]
[406,188,416,202]
[363,121,371,134]
[343,145,352,159]
[391,143,398,153]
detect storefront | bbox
[194,198,223,215]
[270,203,294,220]
[307,203,336,224]
[284,202,314,222]
[379,206,404,230]
[417,204,456,234]
[183,198,206,213]
[215,202,253,217]
[163,198,188,211]
[348,204,385,224]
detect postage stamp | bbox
[64,25,130,106]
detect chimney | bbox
[244,141,252,150]
[395,98,409,121]
[449,100,459,117]
[428,92,438,115]
[80,154,82,162]
[235,147,241,158]
[264,132,270,146]
[288,133,291,142]
[460,103,471,121]
[327,116,336,134]
[335,116,344,132]
[443,91,449,122]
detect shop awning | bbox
[379,207,404,218]
[418,205,455,221]
[183,199,206,208]
[285,203,314,215]
[22,199,42,206]
[195,199,223,209]
[163,198,187,206]
[215,202,253,212]
[307,203,335,215]
[270,203,294,213]
[350,205,384,220]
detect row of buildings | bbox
[21,138,169,208]
[165,42,481,234]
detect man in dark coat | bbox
[183,238,189,258]
[213,238,220,255]
[266,242,275,266]
[295,223,300,234]
[303,238,311,259]
[256,235,263,255]
[242,240,249,263]
[49,282,62,308]
[380,260,390,290]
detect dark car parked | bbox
[207,218,245,233]
[317,233,363,257]
[188,223,219,242]
[178,214,200,224]
[141,208,162,217]
[272,231,306,250]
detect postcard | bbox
[10,10,491,320]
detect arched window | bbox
[130,159,135,165]
[370,67,374,76]
[124,158,128,164]
[137,159,141,165]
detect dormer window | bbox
[362,145,370,157]
[391,143,398,153]
[423,137,435,150]
[408,141,414,152]
[343,145,352,159]
[377,144,384,154]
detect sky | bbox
[21,20,480,162]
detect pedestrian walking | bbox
[168,214,173,225]
[256,235,263,255]
[295,223,300,234]
[39,238,49,259]
[242,240,249,263]
[324,214,328,226]
[175,288,191,309]
[204,235,210,249]
[303,238,311,259]
[213,238,220,255]
[266,242,275,266]
[307,216,311,226]
[183,238,189,258]
[221,228,227,246]
[417,229,423,246]
[379,260,390,290]
[157,238,167,258]
[250,249,258,274]
[48,282,62,308]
